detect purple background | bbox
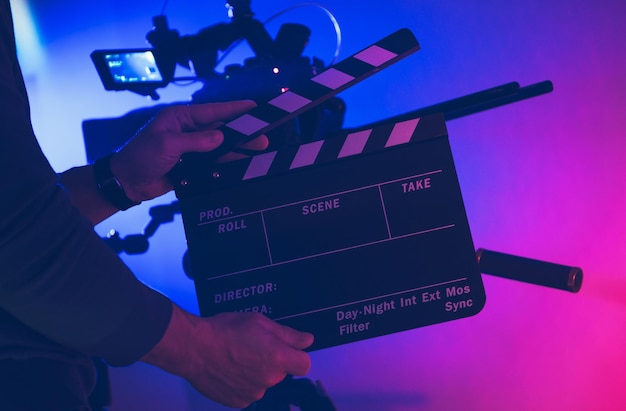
[12,0,626,410]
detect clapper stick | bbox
[172,28,420,186]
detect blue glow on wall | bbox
[13,1,626,410]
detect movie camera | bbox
[86,1,345,157]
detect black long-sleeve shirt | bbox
[0,1,172,366]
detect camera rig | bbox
[144,0,325,101]
[88,1,345,154]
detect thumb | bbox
[265,320,314,350]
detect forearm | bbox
[59,164,119,225]
[140,304,201,378]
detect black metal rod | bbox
[343,80,555,134]
[476,248,583,293]
[345,81,522,132]
[445,80,554,121]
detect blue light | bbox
[10,0,45,77]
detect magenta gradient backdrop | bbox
[14,0,626,410]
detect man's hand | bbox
[59,100,267,225]
[141,305,314,409]
[112,100,268,203]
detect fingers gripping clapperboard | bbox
[172,28,486,351]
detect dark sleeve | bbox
[0,2,172,366]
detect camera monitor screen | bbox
[91,48,167,91]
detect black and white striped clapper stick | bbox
[173,28,420,183]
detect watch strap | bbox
[94,153,141,211]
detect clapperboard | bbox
[173,28,486,350]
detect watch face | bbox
[99,176,119,190]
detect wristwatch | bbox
[93,153,141,211]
